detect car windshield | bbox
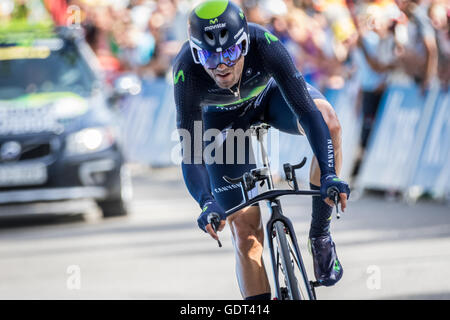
[0,40,97,100]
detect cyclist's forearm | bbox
[181,162,214,208]
[298,111,337,178]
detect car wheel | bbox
[97,164,132,218]
[97,199,128,218]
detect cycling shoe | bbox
[309,234,343,286]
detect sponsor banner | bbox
[411,90,450,195]
[356,84,433,191]
[119,78,177,166]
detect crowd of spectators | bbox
[1,0,449,178]
[2,0,448,89]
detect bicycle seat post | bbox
[252,124,274,190]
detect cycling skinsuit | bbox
[173,23,334,211]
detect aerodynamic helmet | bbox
[188,0,250,69]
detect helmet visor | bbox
[198,43,242,69]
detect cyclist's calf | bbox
[227,205,270,298]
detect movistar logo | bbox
[264,32,278,44]
[174,70,184,84]
[209,18,218,24]
[204,22,226,31]
[239,11,244,20]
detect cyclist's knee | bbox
[314,99,342,145]
[229,208,264,257]
[235,230,264,258]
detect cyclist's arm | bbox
[173,63,214,208]
[256,27,336,177]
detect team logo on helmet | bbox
[204,23,226,31]
[209,18,218,24]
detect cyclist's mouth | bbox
[215,72,232,80]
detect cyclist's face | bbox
[204,56,245,89]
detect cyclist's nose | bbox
[217,52,230,68]
[216,63,227,71]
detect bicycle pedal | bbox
[310,281,323,288]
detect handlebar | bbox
[209,153,343,247]
[207,187,341,248]
[225,189,320,216]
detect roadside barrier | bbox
[356,83,449,198]
[118,78,449,197]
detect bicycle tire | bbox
[274,221,301,300]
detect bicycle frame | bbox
[223,124,321,300]
[267,200,316,299]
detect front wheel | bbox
[274,221,301,300]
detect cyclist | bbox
[173,0,350,300]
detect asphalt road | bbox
[0,167,449,300]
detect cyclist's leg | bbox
[227,205,271,299]
[261,79,342,177]
[202,104,271,299]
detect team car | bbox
[0,27,132,218]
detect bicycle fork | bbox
[266,200,318,300]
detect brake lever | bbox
[334,196,340,219]
[327,188,340,219]
[208,214,222,248]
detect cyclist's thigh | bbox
[202,104,259,211]
[260,79,327,135]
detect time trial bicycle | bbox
[208,123,341,300]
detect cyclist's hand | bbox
[320,174,350,212]
[197,201,227,240]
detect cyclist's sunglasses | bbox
[198,43,243,69]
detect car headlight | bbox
[65,127,115,155]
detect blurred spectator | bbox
[143,0,186,78]
[394,0,438,92]
[428,1,449,89]
[351,0,398,181]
